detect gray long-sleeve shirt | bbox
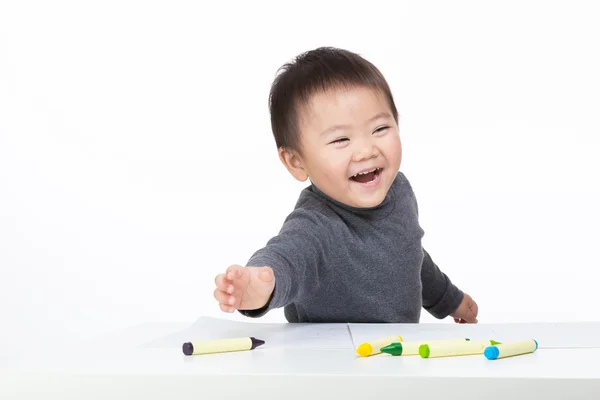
[241,171,464,323]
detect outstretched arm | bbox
[214,208,332,317]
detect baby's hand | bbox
[214,265,275,313]
[450,292,479,324]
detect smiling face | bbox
[280,86,402,208]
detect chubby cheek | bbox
[326,152,350,179]
[384,134,402,171]
[314,149,349,186]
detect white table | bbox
[2,320,600,400]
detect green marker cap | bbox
[419,344,430,358]
[381,342,403,356]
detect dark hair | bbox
[268,47,399,153]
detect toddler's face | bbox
[296,86,402,208]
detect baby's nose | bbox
[353,141,379,161]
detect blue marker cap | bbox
[484,346,499,360]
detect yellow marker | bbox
[381,338,470,356]
[182,337,265,356]
[356,335,403,357]
[419,340,501,358]
[484,340,538,360]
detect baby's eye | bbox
[330,138,349,144]
[374,126,389,134]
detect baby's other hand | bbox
[214,265,275,313]
[450,292,479,324]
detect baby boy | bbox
[213,47,478,324]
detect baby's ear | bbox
[278,147,308,182]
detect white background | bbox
[1,1,599,347]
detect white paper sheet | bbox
[348,323,494,349]
[140,317,600,351]
[143,317,354,349]
[348,321,600,349]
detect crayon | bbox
[419,340,501,358]
[484,339,538,360]
[356,335,403,357]
[381,338,471,356]
[182,337,265,356]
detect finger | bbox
[464,309,478,323]
[214,274,233,293]
[213,288,235,305]
[219,303,235,313]
[226,265,244,280]
[454,318,461,324]
[466,301,478,323]
[469,301,479,319]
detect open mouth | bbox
[350,168,382,184]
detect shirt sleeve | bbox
[239,208,332,318]
[420,248,464,319]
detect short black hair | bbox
[268,47,399,153]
